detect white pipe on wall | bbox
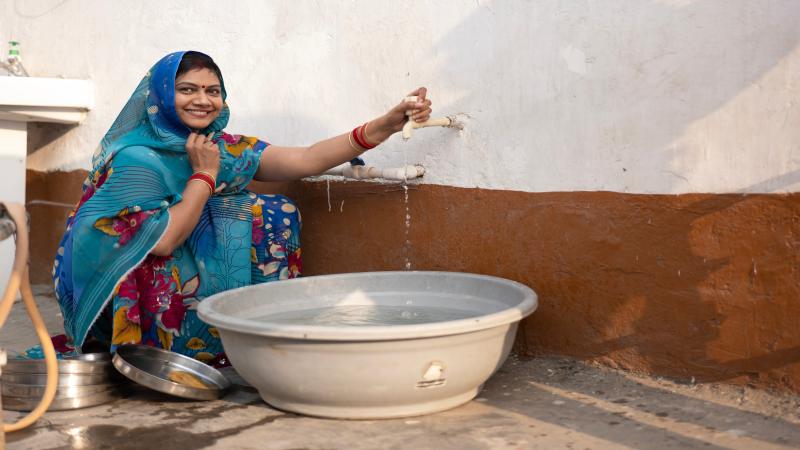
[322,164,425,181]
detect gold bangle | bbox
[348,133,364,153]
[363,122,379,147]
[188,178,214,196]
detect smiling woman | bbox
[173,54,223,131]
[28,50,436,363]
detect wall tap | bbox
[401,96,462,140]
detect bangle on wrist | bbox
[189,172,216,196]
[192,170,217,185]
[351,123,377,150]
[189,178,214,196]
[347,133,364,153]
[351,126,368,150]
[363,122,380,146]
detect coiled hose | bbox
[0,202,58,432]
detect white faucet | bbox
[401,95,461,140]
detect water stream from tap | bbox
[403,184,411,270]
[402,139,412,270]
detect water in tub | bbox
[255,304,477,326]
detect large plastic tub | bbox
[198,271,538,419]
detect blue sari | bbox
[48,51,301,362]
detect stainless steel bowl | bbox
[4,353,113,374]
[112,345,230,401]
[2,389,121,411]
[65,353,113,362]
[1,371,115,386]
[1,353,126,412]
[2,382,122,399]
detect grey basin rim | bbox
[112,345,230,400]
[198,271,538,341]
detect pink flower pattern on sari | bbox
[51,334,75,354]
[94,208,156,247]
[252,217,265,245]
[288,248,302,278]
[218,132,241,145]
[113,210,155,246]
[117,256,186,338]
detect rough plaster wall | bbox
[3,0,800,193]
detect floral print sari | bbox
[41,51,301,362]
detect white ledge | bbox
[0,77,92,124]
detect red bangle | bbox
[352,124,377,150]
[189,172,215,195]
[351,127,367,150]
[360,123,378,149]
[362,122,378,146]
[358,124,370,149]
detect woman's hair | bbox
[176,51,223,82]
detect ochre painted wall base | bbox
[27,170,800,392]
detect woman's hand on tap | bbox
[364,87,434,144]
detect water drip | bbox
[326,179,332,212]
[402,184,411,270]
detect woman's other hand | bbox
[185,132,220,179]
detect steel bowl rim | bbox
[1,371,116,386]
[4,354,113,374]
[111,345,229,400]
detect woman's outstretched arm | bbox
[254,88,432,182]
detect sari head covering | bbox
[54,51,269,349]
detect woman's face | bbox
[174,68,223,130]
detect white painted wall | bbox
[2,0,799,194]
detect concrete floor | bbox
[2,288,800,450]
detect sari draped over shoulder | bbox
[49,51,301,360]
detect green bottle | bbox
[6,41,29,77]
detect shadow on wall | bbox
[433,0,800,190]
[430,0,800,387]
[580,193,800,386]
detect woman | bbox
[44,51,432,363]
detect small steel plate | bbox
[112,345,230,400]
